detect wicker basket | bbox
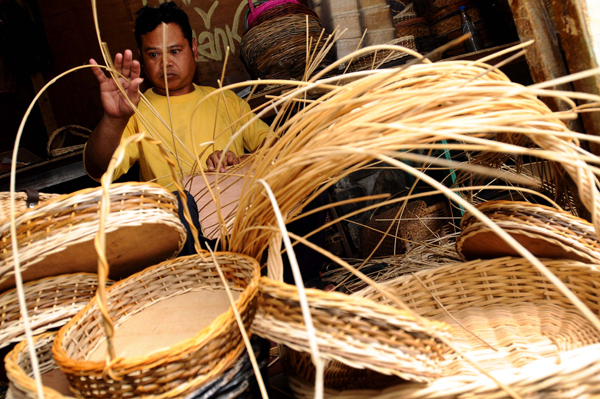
[240,13,335,81]
[252,276,455,383]
[53,252,260,399]
[392,1,416,23]
[6,332,73,399]
[246,1,319,31]
[389,0,408,15]
[288,257,600,398]
[457,200,600,264]
[364,28,397,46]
[0,273,112,350]
[0,191,59,222]
[430,7,481,35]
[331,11,363,38]
[395,17,431,38]
[0,183,186,293]
[322,0,359,15]
[360,5,394,30]
[347,35,417,72]
[46,125,91,158]
[336,37,363,60]
[360,200,449,258]
[246,0,300,28]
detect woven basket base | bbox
[0,224,181,293]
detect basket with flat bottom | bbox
[52,252,260,399]
[0,182,186,293]
[457,200,600,264]
[252,276,455,383]
[287,257,600,398]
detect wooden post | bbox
[548,0,600,155]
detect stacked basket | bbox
[240,0,335,81]
[358,0,396,46]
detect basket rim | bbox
[52,252,260,372]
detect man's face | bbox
[139,23,198,96]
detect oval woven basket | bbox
[6,332,74,399]
[457,201,600,264]
[52,252,260,399]
[0,182,186,293]
[0,191,60,221]
[252,276,455,383]
[0,273,112,350]
[287,257,600,398]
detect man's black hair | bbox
[135,2,193,50]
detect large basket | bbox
[457,201,600,264]
[0,273,112,350]
[53,253,260,399]
[360,200,449,258]
[240,13,335,81]
[0,183,186,293]
[252,276,455,383]
[6,332,73,399]
[288,257,600,398]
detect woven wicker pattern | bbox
[364,28,397,46]
[0,192,60,222]
[246,0,300,27]
[53,253,260,399]
[247,2,319,31]
[322,0,359,15]
[0,274,112,350]
[396,19,431,39]
[240,13,335,81]
[360,201,449,258]
[430,7,481,35]
[252,276,454,382]
[392,1,416,23]
[290,257,600,398]
[357,0,387,8]
[457,201,600,264]
[0,183,185,293]
[360,5,394,30]
[347,35,416,72]
[6,332,72,399]
[332,11,363,38]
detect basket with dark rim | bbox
[360,200,449,258]
[246,0,319,31]
[240,13,335,81]
[52,252,260,399]
[457,200,600,264]
[0,273,112,350]
[0,183,186,293]
[287,257,600,398]
[252,276,455,383]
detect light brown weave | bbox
[0,273,112,350]
[0,192,60,222]
[286,257,600,398]
[347,36,417,72]
[6,332,73,399]
[52,252,260,399]
[252,276,454,383]
[0,182,186,293]
[457,201,600,264]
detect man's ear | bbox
[191,37,198,62]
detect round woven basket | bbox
[0,191,60,221]
[0,182,186,293]
[246,0,300,28]
[288,257,600,398]
[53,252,260,399]
[347,35,417,72]
[0,273,112,350]
[457,201,600,264]
[252,276,455,383]
[6,332,73,399]
[246,1,319,31]
[240,13,335,81]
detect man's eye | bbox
[149,52,158,58]
[171,49,179,55]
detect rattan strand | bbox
[0,182,186,290]
[347,35,416,72]
[0,192,60,222]
[287,257,600,398]
[0,274,112,350]
[252,276,454,382]
[52,252,260,399]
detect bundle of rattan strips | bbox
[0,182,186,293]
[457,200,600,264]
[0,273,112,350]
[286,256,600,398]
[252,276,455,383]
[53,252,260,399]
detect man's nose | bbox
[160,56,174,68]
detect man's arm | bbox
[84,50,143,179]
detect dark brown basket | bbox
[395,17,431,38]
[359,200,449,258]
[247,2,319,31]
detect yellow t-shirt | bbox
[97,84,268,189]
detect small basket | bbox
[289,257,600,398]
[359,5,394,30]
[360,200,449,258]
[364,28,397,46]
[347,35,417,72]
[392,1,416,23]
[252,276,455,383]
[0,273,112,350]
[0,183,186,293]
[457,200,600,264]
[53,252,260,398]
[6,332,73,399]
[331,11,363,38]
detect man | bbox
[85,2,269,254]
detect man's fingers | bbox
[122,50,132,78]
[226,151,239,166]
[131,60,141,81]
[114,53,124,74]
[207,154,217,171]
[89,59,108,83]
[129,77,144,94]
